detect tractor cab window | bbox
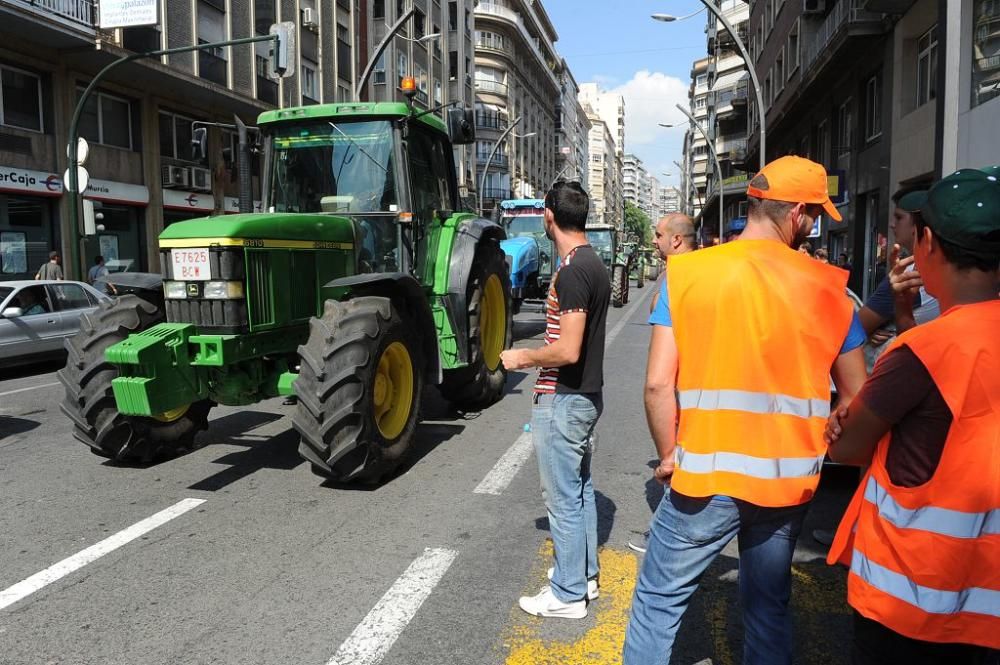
[267,120,397,214]
[405,125,451,224]
[504,214,545,239]
[586,230,613,267]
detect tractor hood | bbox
[159,213,356,248]
[500,236,540,281]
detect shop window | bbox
[78,89,133,150]
[0,65,43,132]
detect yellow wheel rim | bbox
[373,341,414,440]
[480,273,506,372]
[152,404,190,423]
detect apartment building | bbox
[579,84,624,229]
[472,0,561,210]
[681,57,711,222]
[584,109,618,227]
[555,63,591,186]
[0,0,360,282]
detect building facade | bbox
[0,0,358,282]
[472,0,560,211]
[555,63,590,186]
[584,109,618,227]
[682,57,711,223]
[579,83,624,229]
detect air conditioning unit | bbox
[190,166,212,192]
[302,7,318,30]
[803,0,827,14]
[161,164,190,189]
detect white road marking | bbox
[606,281,655,347]
[0,382,60,398]
[247,416,292,438]
[0,498,206,611]
[326,547,459,665]
[473,431,534,495]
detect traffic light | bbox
[268,22,296,79]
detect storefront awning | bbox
[711,70,748,92]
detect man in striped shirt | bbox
[500,181,610,619]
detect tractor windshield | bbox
[267,120,397,214]
[503,215,545,239]
[586,230,613,266]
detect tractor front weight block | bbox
[107,323,204,417]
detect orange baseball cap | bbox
[746,155,842,221]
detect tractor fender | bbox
[323,273,441,383]
[448,218,506,363]
[95,272,165,310]
[499,236,539,290]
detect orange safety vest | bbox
[828,300,1000,649]
[667,239,854,507]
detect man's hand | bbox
[653,459,674,485]
[825,405,849,446]
[870,328,893,346]
[500,348,533,370]
[889,245,922,300]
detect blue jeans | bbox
[532,392,603,603]
[623,490,808,665]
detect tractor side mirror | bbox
[447,107,475,145]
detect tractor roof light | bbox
[400,76,417,98]
[398,211,414,224]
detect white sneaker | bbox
[546,567,599,600]
[518,586,588,619]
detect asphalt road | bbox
[0,282,859,665]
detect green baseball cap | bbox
[906,168,1000,253]
[896,189,927,213]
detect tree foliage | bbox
[624,201,652,244]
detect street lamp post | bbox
[511,130,537,198]
[663,108,724,241]
[478,116,522,216]
[653,2,765,170]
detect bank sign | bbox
[0,166,151,206]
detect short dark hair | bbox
[915,217,1000,272]
[544,181,589,232]
[94,255,104,265]
[49,251,59,260]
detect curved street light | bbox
[663,108,724,241]
[478,117,523,216]
[650,8,706,22]
[653,1,765,170]
[358,8,436,97]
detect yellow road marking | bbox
[502,541,638,665]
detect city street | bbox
[0,283,859,665]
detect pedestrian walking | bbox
[631,213,697,554]
[815,247,830,263]
[622,156,869,664]
[500,181,610,620]
[823,167,1000,663]
[35,251,63,281]
[88,255,108,285]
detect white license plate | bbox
[171,248,211,281]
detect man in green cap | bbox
[823,167,1000,663]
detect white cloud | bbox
[585,70,692,188]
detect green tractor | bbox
[611,238,637,308]
[58,102,513,483]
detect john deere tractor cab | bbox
[498,198,554,312]
[585,224,616,273]
[59,101,513,483]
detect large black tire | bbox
[611,265,628,308]
[438,240,513,411]
[293,297,424,483]
[58,295,211,463]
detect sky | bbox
[544,0,711,191]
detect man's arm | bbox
[501,312,586,369]
[645,324,678,481]
[831,346,867,407]
[857,306,888,338]
[825,400,891,465]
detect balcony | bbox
[475,2,559,89]
[802,0,885,79]
[477,153,509,168]
[0,0,96,47]
[716,137,747,158]
[716,82,749,119]
[476,114,508,131]
[474,79,508,97]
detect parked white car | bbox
[0,280,110,368]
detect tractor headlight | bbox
[164,281,187,299]
[202,281,244,300]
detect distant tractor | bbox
[497,198,554,312]
[59,100,513,483]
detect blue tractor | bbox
[498,199,554,312]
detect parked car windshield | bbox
[268,120,398,214]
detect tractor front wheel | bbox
[438,240,512,411]
[294,297,423,483]
[58,296,212,463]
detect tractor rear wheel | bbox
[611,265,628,308]
[438,240,512,411]
[293,297,423,483]
[58,295,211,463]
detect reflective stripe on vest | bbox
[676,446,825,480]
[678,389,831,420]
[851,548,1000,618]
[864,475,1000,539]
